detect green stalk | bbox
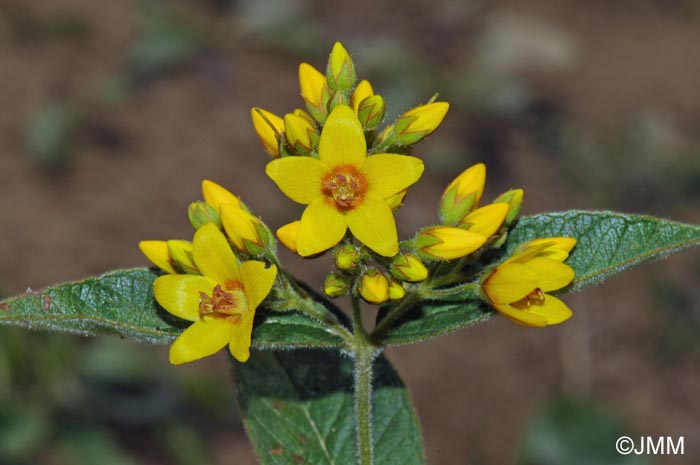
[352,295,376,465]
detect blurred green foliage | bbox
[517,397,650,465]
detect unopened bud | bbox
[458,203,509,240]
[220,205,274,257]
[351,80,374,113]
[439,163,486,226]
[284,113,318,154]
[201,179,245,213]
[390,254,428,282]
[493,188,524,225]
[326,42,356,92]
[188,201,221,229]
[167,240,198,274]
[139,240,177,274]
[251,107,284,158]
[415,226,487,261]
[394,102,449,145]
[299,63,330,123]
[328,91,349,112]
[357,95,385,130]
[389,279,406,300]
[324,273,349,298]
[334,244,361,272]
[359,270,389,304]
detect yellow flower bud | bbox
[458,203,509,240]
[251,107,284,158]
[357,95,385,130]
[359,270,389,304]
[440,163,486,226]
[415,226,487,261]
[167,240,198,274]
[220,205,272,256]
[334,244,361,272]
[293,108,316,126]
[324,273,349,298]
[351,80,374,113]
[283,113,318,154]
[394,102,449,145]
[201,179,244,212]
[493,188,524,225]
[139,240,177,274]
[326,42,356,92]
[276,221,300,254]
[389,279,406,300]
[328,91,349,112]
[390,254,428,282]
[188,201,221,229]
[299,63,329,123]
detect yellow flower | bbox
[153,223,277,364]
[482,238,576,327]
[415,226,487,260]
[493,188,524,225]
[351,80,374,113]
[266,105,424,257]
[327,42,356,92]
[390,253,428,282]
[284,112,318,154]
[220,205,271,256]
[251,108,284,158]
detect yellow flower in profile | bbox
[415,226,487,260]
[276,221,300,254]
[153,223,277,364]
[251,108,284,158]
[481,238,576,327]
[202,179,244,213]
[266,105,424,257]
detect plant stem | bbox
[352,295,375,465]
[370,290,421,342]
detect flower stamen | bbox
[199,284,247,319]
[321,165,368,210]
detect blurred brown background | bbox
[1,0,699,464]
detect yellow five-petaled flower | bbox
[266,105,424,257]
[481,237,576,327]
[152,223,277,364]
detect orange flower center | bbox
[321,164,368,211]
[199,282,247,319]
[525,288,546,306]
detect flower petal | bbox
[523,257,575,292]
[494,303,548,328]
[459,203,509,238]
[202,179,242,211]
[240,261,278,310]
[527,294,573,325]
[169,318,236,365]
[139,240,176,274]
[482,262,538,305]
[297,198,347,256]
[318,105,366,167]
[154,275,216,322]
[346,194,398,257]
[265,157,327,205]
[362,154,424,198]
[192,223,240,284]
[228,308,256,362]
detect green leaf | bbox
[0,268,344,350]
[378,211,700,346]
[233,350,425,465]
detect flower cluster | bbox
[140,181,278,364]
[141,41,579,366]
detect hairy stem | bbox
[352,295,375,465]
[370,290,421,342]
